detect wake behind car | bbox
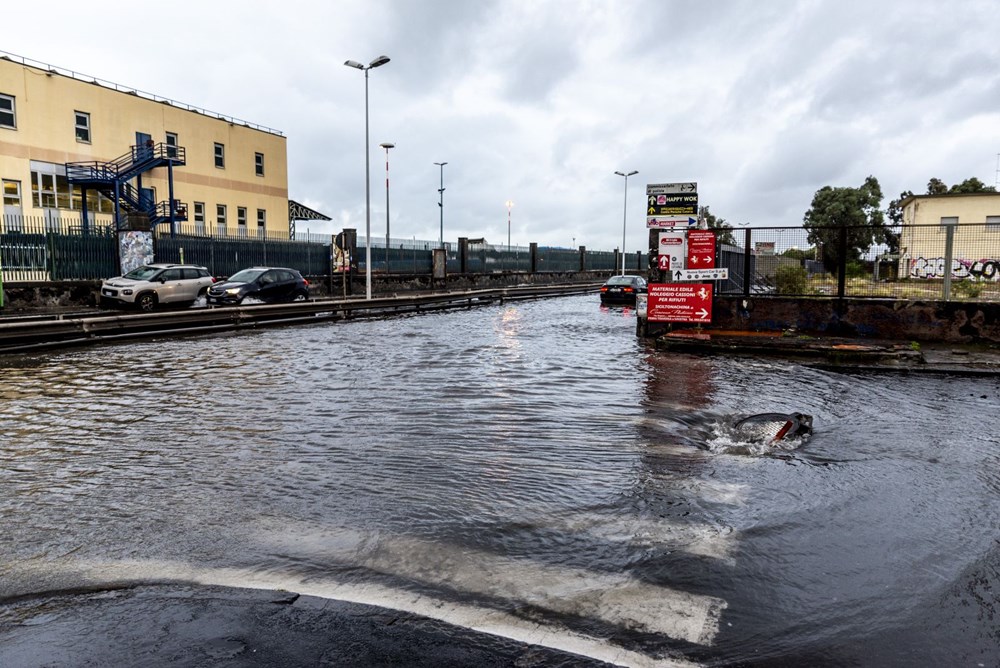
[206,267,309,306]
[600,275,647,305]
[100,263,215,312]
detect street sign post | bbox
[647,216,698,229]
[687,230,716,269]
[670,267,729,281]
[658,231,686,273]
[646,182,698,195]
[647,283,713,323]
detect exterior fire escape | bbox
[65,141,187,234]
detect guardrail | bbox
[0,283,600,354]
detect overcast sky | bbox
[6,0,1000,252]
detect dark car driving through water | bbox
[206,267,309,306]
[599,275,647,305]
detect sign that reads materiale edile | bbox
[647,283,713,323]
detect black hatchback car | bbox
[206,267,310,306]
[600,275,647,305]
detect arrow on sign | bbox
[674,270,683,281]
[695,308,709,318]
[648,207,656,214]
[682,184,697,192]
[703,255,712,263]
[648,196,656,205]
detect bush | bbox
[953,280,983,299]
[775,265,808,294]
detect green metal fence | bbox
[1,213,640,283]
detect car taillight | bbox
[211,277,217,283]
[303,278,310,286]
[624,287,634,293]
[600,287,608,292]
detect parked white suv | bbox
[100,263,215,312]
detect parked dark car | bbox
[206,267,309,306]
[600,275,647,305]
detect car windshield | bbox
[227,269,266,283]
[122,266,162,281]
[606,276,636,286]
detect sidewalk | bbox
[656,329,1000,376]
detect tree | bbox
[948,177,996,193]
[780,247,813,262]
[886,189,914,225]
[699,206,736,246]
[927,178,948,194]
[802,175,888,276]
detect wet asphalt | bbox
[0,584,616,667]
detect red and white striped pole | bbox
[380,142,394,272]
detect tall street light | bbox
[434,162,447,249]
[380,142,394,273]
[614,169,638,275]
[505,199,514,271]
[344,54,390,299]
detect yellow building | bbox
[898,192,1000,281]
[0,52,289,237]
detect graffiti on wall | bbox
[118,231,154,275]
[909,257,1000,282]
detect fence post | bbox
[743,228,752,296]
[837,224,848,299]
[579,246,586,272]
[942,219,956,301]
[459,237,468,274]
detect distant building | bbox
[897,192,1000,281]
[0,52,290,237]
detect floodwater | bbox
[1,294,998,667]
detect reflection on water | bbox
[1,294,999,666]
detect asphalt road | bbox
[0,584,619,668]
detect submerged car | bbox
[600,275,647,305]
[206,267,310,306]
[100,263,215,312]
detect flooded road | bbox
[1,294,999,666]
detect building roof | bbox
[899,191,1000,208]
[0,50,284,137]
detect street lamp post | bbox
[614,169,638,274]
[505,200,514,271]
[380,142,394,273]
[434,162,447,249]
[344,54,390,300]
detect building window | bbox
[987,215,1000,231]
[194,201,205,234]
[255,152,264,177]
[29,162,113,214]
[0,93,14,129]
[237,206,247,237]
[214,143,225,168]
[216,204,227,235]
[3,179,21,207]
[940,216,958,230]
[75,111,91,143]
[257,208,266,237]
[166,132,178,158]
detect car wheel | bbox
[291,290,308,302]
[136,292,157,312]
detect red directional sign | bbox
[658,254,670,271]
[647,283,713,323]
[687,230,716,269]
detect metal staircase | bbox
[66,142,188,232]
